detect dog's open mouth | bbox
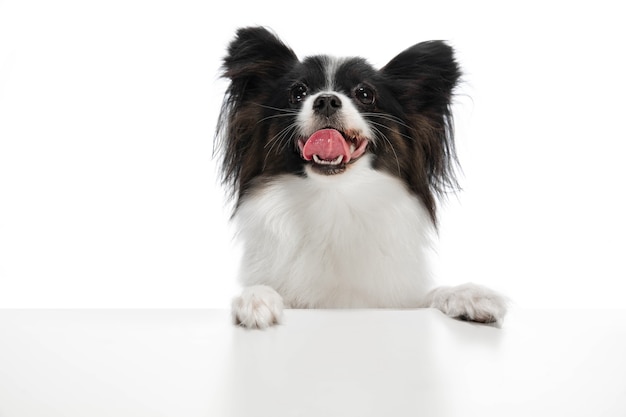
[297,129,368,175]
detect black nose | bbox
[313,94,342,117]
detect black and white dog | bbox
[216,27,507,328]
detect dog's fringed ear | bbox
[217,27,299,203]
[381,41,462,218]
[381,40,460,114]
[222,26,299,90]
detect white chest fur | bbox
[233,156,436,308]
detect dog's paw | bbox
[232,285,284,329]
[425,283,508,325]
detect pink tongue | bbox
[302,129,351,163]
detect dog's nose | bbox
[313,94,342,117]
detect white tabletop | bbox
[1,308,625,417]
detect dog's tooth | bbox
[312,154,343,166]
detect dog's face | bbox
[217,27,461,222]
[269,55,381,176]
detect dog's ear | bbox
[217,27,299,202]
[222,27,298,89]
[381,40,460,115]
[381,41,462,221]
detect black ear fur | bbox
[381,40,460,112]
[381,41,461,219]
[216,27,299,201]
[222,26,299,90]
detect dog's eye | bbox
[355,86,375,105]
[289,84,308,104]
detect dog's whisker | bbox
[362,112,414,131]
[369,124,402,176]
[257,113,299,124]
[253,103,299,114]
[264,123,297,149]
[366,119,416,143]
[276,125,298,154]
[279,129,300,154]
[252,103,299,126]
[262,123,298,171]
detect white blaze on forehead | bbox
[323,56,347,90]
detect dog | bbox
[216,27,508,328]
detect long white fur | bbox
[235,155,433,307]
[231,157,508,328]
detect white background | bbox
[1,0,625,309]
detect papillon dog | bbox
[216,27,507,328]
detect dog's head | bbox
[216,26,461,222]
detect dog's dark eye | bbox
[290,83,308,104]
[355,86,375,105]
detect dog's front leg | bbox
[232,285,284,329]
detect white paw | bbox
[232,285,284,329]
[425,283,508,325]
